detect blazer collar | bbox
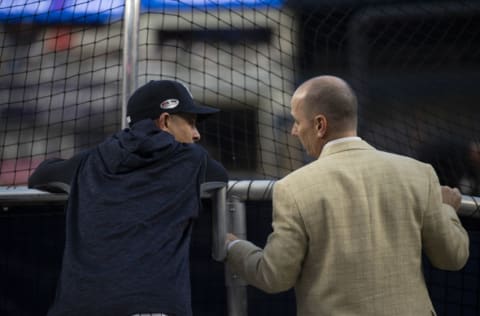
[319,139,375,158]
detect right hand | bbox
[441,186,462,211]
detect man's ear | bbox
[155,112,170,131]
[314,114,327,138]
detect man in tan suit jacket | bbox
[225,75,469,315]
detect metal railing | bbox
[1,180,479,316]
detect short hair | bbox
[300,76,358,131]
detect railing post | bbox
[200,182,228,262]
[225,196,248,316]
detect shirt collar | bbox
[323,136,362,151]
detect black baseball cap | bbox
[126,80,219,125]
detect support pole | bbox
[225,196,248,316]
[121,0,141,129]
[201,182,228,262]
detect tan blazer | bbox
[227,140,469,316]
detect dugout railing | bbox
[1,181,479,316]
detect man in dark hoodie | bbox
[28,80,228,316]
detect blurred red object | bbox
[0,158,43,186]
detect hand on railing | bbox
[441,185,462,211]
[225,233,240,252]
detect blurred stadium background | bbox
[0,0,479,315]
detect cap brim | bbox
[188,103,219,115]
[180,103,219,121]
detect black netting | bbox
[0,0,479,315]
[1,1,480,195]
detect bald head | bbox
[292,75,358,137]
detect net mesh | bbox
[0,2,479,315]
[0,0,480,194]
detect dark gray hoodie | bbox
[29,119,227,316]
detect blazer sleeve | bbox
[226,179,308,293]
[422,165,469,270]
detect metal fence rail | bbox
[1,181,479,316]
[2,181,479,218]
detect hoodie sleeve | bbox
[204,155,228,183]
[28,150,89,193]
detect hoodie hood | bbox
[98,119,178,174]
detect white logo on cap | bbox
[160,99,180,109]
